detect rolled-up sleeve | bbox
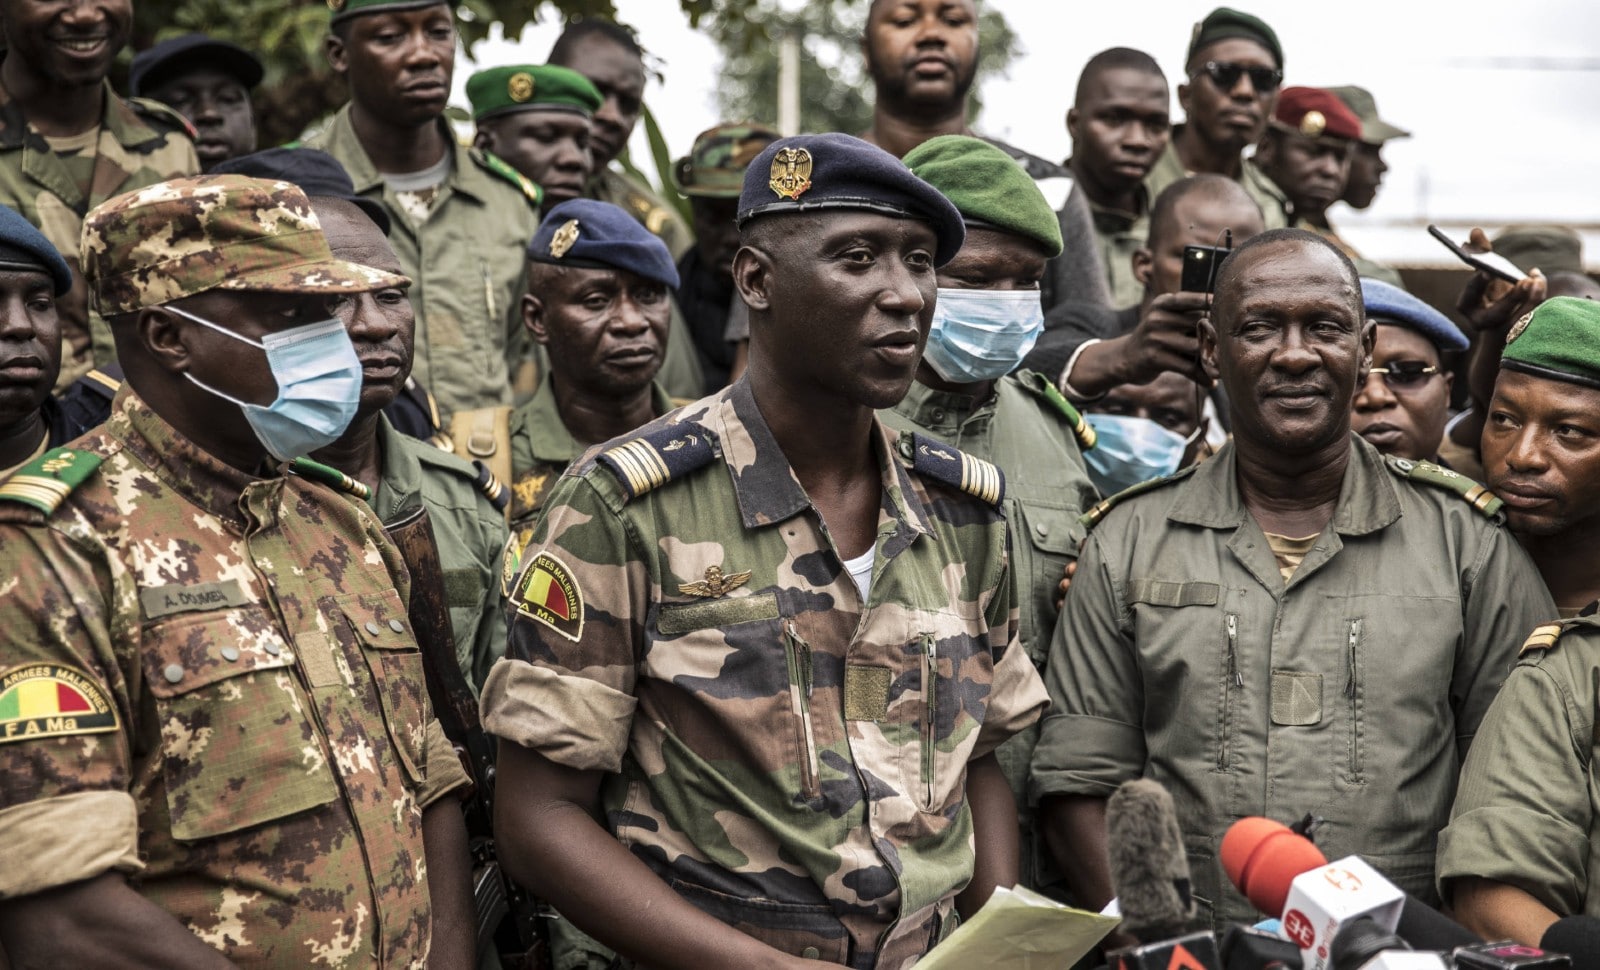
[1029,527,1146,803]
[1437,655,1593,915]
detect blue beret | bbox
[736,133,966,267]
[1360,277,1467,352]
[211,148,391,236]
[0,204,70,295]
[528,199,679,289]
[129,33,264,97]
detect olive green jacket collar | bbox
[315,104,497,207]
[371,414,423,523]
[523,375,675,468]
[1167,432,1402,537]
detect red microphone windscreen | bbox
[1219,817,1328,917]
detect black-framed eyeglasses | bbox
[1367,363,1440,390]
[1193,61,1283,93]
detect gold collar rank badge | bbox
[679,565,752,598]
[550,219,580,258]
[769,147,813,200]
[508,71,535,103]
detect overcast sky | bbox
[457,0,1600,268]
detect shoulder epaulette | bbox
[1019,369,1096,450]
[125,96,197,141]
[901,432,1004,508]
[0,446,102,515]
[289,457,370,502]
[1385,456,1502,518]
[596,423,717,502]
[472,460,509,512]
[473,148,542,208]
[76,367,122,400]
[1519,621,1567,657]
[1079,465,1197,530]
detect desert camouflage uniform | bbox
[0,79,198,388]
[308,108,541,418]
[879,368,1099,892]
[505,375,675,558]
[482,380,1048,969]
[0,390,470,966]
[370,416,509,693]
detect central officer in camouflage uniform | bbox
[1032,228,1554,929]
[0,175,472,967]
[880,134,1099,894]
[483,133,1047,970]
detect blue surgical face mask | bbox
[1083,413,1202,497]
[922,287,1045,384]
[171,305,363,462]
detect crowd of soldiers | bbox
[1,0,1598,968]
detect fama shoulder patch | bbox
[901,432,1004,507]
[597,423,717,502]
[1385,456,1503,518]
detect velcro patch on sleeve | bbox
[0,664,119,745]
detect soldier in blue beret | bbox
[0,203,77,480]
[1353,277,1467,463]
[486,133,1047,968]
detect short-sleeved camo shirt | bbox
[482,380,1047,969]
[0,389,468,967]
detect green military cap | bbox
[1502,296,1600,390]
[327,0,448,25]
[902,134,1064,259]
[466,64,602,123]
[82,174,409,316]
[1493,225,1585,277]
[673,122,781,199]
[1188,7,1283,69]
[1327,86,1410,145]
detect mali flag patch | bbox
[0,664,119,744]
[513,551,585,641]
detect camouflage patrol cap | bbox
[82,175,410,316]
[328,0,448,25]
[674,122,781,199]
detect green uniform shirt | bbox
[506,376,674,556]
[1143,131,1289,231]
[1031,436,1553,927]
[369,416,509,692]
[1437,615,1600,917]
[0,389,468,963]
[0,79,198,389]
[1086,189,1150,310]
[308,107,540,419]
[482,380,1047,968]
[880,369,1099,893]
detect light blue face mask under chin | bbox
[1083,412,1202,497]
[921,287,1045,384]
[170,306,364,462]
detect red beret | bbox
[1273,87,1363,142]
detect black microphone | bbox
[1539,915,1600,968]
[1219,924,1301,970]
[1104,779,1221,970]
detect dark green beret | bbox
[467,65,601,122]
[328,0,447,25]
[1502,296,1600,390]
[1188,7,1283,70]
[902,135,1063,259]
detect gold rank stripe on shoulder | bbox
[289,457,371,502]
[959,452,1003,506]
[1386,457,1504,518]
[1520,622,1565,657]
[606,438,671,497]
[0,447,102,515]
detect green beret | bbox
[1502,297,1600,390]
[327,0,447,25]
[1188,7,1283,70]
[1493,225,1585,277]
[467,65,601,122]
[902,135,1063,258]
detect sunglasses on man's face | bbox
[1366,362,1440,390]
[1194,61,1283,94]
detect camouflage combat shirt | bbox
[482,380,1047,969]
[0,389,469,967]
[0,79,198,389]
[880,369,1099,892]
[309,108,541,419]
[505,375,675,559]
